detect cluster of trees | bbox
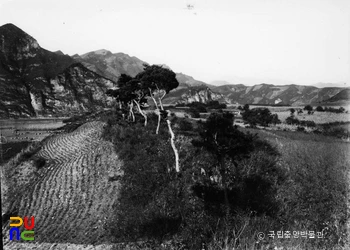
[106,64,180,171]
[289,108,303,116]
[285,116,316,127]
[177,101,227,118]
[241,105,281,127]
[177,100,226,110]
[300,105,346,114]
[315,106,346,113]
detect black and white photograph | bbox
[0,0,349,249]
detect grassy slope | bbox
[244,127,350,247]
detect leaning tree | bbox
[135,64,180,171]
[106,74,137,122]
[127,78,149,126]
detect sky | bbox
[0,0,349,86]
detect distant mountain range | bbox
[72,49,146,82]
[71,47,349,106]
[0,23,349,118]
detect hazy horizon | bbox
[0,0,349,87]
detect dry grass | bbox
[211,127,350,250]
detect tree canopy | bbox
[135,64,179,94]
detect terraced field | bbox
[2,121,123,249]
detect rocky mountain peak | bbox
[0,24,115,118]
[0,23,40,60]
[81,49,113,58]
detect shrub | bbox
[316,106,324,112]
[176,118,193,132]
[297,126,305,131]
[300,120,316,127]
[207,101,227,109]
[242,108,280,127]
[289,108,296,115]
[189,107,200,118]
[187,102,207,112]
[32,156,46,169]
[304,105,313,112]
[286,116,300,125]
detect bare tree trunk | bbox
[158,90,166,110]
[129,102,135,122]
[134,100,147,126]
[166,119,180,172]
[158,94,180,172]
[149,88,161,134]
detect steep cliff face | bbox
[44,63,115,115]
[0,24,115,118]
[164,86,224,105]
[179,87,223,104]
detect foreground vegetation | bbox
[99,65,349,249]
[101,110,349,249]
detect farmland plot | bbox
[273,110,350,123]
[2,121,123,248]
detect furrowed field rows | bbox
[3,121,122,248]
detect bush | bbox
[286,116,300,125]
[189,107,200,118]
[304,105,313,112]
[207,101,227,109]
[316,106,324,112]
[32,156,46,169]
[300,120,316,127]
[242,108,280,127]
[187,102,207,112]
[176,118,193,132]
[297,126,305,131]
[289,108,296,115]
